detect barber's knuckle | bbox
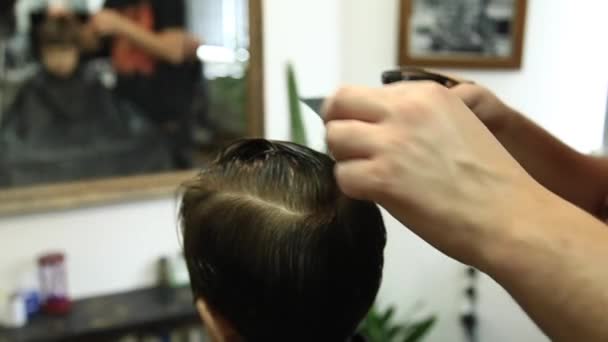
[336,167,361,195]
[393,99,429,124]
[389,82,411,93]
[340,180,362,199]
[420,80,447,95]
[373,177,394,198]
[401,97,425,112]
[369,159,393,187]
[334,86,359,100]
[325,122,342,145]
[325,120,339,135]
[328,88,355,114]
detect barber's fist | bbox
[324,82,537,263]
[91,9,126,36]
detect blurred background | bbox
[1,0,253,189]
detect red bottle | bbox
[38,253,71,315]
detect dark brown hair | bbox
[180,139,386,341]
[0,0,16,35]
[38,16,80,48]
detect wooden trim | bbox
[247,0,265,138]
[398,0,528,69]
[0,0,265,217]
[398,0,414,69]
[0,171,197,217]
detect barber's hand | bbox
[451,83,516,135]
[324,83,546,264]
[91,9,127,36]
[157,30,201,63]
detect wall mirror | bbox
[0,0,264,215]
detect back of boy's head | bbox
[180,139,386,341]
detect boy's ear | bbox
[196,299,242,342]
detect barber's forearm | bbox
[495,109,608,216]
[480,190,608,341]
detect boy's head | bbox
[180,139,386,341]
[37,16,80,78]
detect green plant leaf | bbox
[367,306,382,326]
[286,63,307,145]
[387,325,403,340]
[369,324,385,342]
[402,317,437,342]
[359,305,437,342]
[379,306,395,327]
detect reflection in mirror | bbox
[0,0,263,206]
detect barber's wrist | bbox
[107,13,138,37]
[476,183,559,276]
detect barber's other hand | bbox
[451,83,516,135]
[324,83,545,264]
[91,9,127,36]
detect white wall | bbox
[262,0,341,148]
[1,1,607,342]
[0,199,181,298]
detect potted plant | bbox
[358,305,436,342]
